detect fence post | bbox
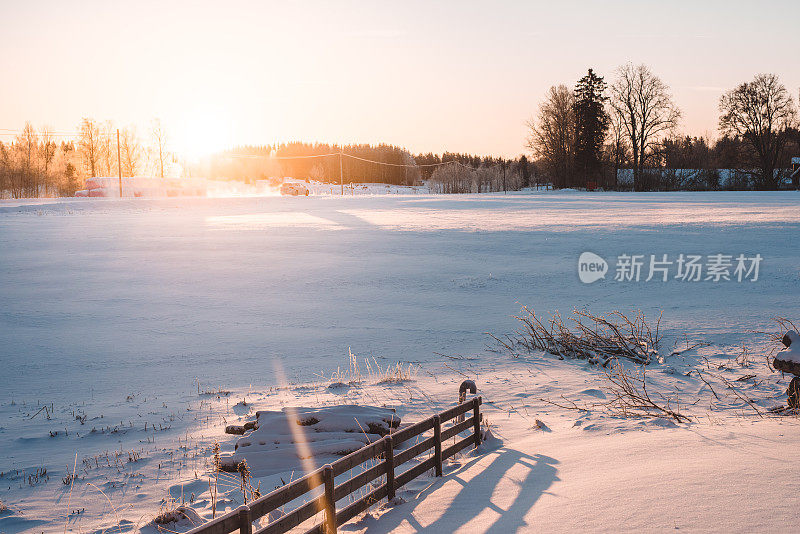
[323,464,336,534]
[433,415,443,477]
[473,397,482,448]
[238,505,253,534]
[458,380,477,422]
[384,436,396,501]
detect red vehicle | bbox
[280,182,309,196]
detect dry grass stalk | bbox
[735,344,751,367]
[329,349,415,385]
[211,442,220,518]
[492,307,661,365]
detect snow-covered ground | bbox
[1,191,799,533]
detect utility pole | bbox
[339,150,344,195]
[502,159,506,194]
[116,129,122,198]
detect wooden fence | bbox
[186,396,483,534]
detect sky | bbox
[1,0,799,159]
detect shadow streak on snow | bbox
[312,209,376,230]
[352,448,559,533]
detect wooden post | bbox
[433,415,443,477]
[384,436,396,501]
[323,464,336,534]
[116,129,122,198]
[473,397,481,448]
[458,380,476,423]
[238,505,253,534]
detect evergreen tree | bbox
[574,69,609,184]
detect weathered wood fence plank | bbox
[188,396,482,534]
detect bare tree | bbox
[0,142,9,196]
[39,126,57,193]
[428,162,476,194]
[718,73,797,190]
[606,109,627,189]
[609,64,680,191]
[98,120,115,177]
[475,164,501,193]
[526,85,575,188]
[119,126,142,177]
[308,163,326,182]
[15,122,38,197]
[151,119,169,179]
[78,118,101,178]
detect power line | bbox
[0,128,79,133]
[0,132,79,138]
[0,127,122,139]
[342,153,459,168]
[225,152,342,160]
[223,151,463,168]
[0,130,478,169]
[0,130,115,139]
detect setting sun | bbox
[171,108,233,161]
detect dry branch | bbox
[600,360,690,423]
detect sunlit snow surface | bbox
[1,191,799,532]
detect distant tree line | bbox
[4,66,799,198]
[527,65,800,191]
[0,118,177,198]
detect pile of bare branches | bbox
[492,307,662,365]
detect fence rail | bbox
[187,396,483,534]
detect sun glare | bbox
[172,110,232,161]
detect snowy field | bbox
[1,191,799,533]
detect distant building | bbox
[616,167,797,190]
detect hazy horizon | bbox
[2,0,799,159]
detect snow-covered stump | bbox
[773,330,800,408]
[219,405,400,476]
